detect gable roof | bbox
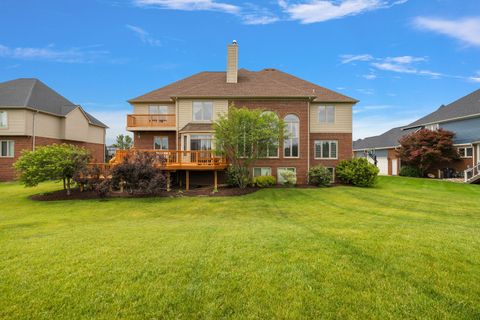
[179,123,213,132]
[0,78,107,128]
[353,126,417,150]
[129,69,357,103]
[404,88,480,129]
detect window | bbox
[190,134,212,150]
[193,102,213,121]
[284,114,299,158]
[318,106,335,124]
[149,105,169,114]
[314,140,338,159]
[326,167,335,182]
[458,146,473,158]
[277,167,296,184]
[0,111,7,128]
[258,111,279,158]
[253,167,271,177]
[0,140,14,157]
[425,123,439,131]
[154,136,169,150]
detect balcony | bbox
[126,114,176,131]
[109,149,228,171]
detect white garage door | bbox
[377,157,389,175]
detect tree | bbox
[14,144,91,195]
[112,134,133,150]
[214,106,286,188]
[397,128,459,176]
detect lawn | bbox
[1,177,479,319]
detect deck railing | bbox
[127,114,176,128]
[110,149,227,170]
[464,162,480,183]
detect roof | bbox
[129,68,358,103]
[0,78,107,128]
[179,123,213,132]
[405,88,480,129]
[353,126,417,150]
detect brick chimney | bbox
[226,40,238,83]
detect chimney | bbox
[226,40,238,83]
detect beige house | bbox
[120,41,357,187]
[0,78,107,181]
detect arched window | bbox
[259,111,279,158]
[284,114,299,157]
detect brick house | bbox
[0,78,107,181]
[123,41,357,186]
[353,88,480,182]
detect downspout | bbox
[307,99,311,179]
[174,97,179,151]
[32,110,38,150]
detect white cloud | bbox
[414,17,480,47]
[0,44,108,63]
[362,74,377,80]
[280,0,408,24]
[126,24,162,46]
[385,55,427,64]
[470,72,480,83]
[132,0,240,14]
[340,54,373,64]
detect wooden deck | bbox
[109,149,228,171]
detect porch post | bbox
[186,170,190,191]
[166,172,171,192]
[213,170,218,192]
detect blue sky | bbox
[1,0,479,144]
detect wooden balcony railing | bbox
[127,114,176,128]
[109,149,227,170]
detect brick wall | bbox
[133,131,177,150]
[0,135,104,181]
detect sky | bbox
[0,0,479,144]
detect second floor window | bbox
[284,114,299,158]
[318,106,335,124]
[193,102,213,121]
[149,105,168,114]
[425,123,439,131]
[458,147,473,158]
[0,111,7,128]
[154,136,169,150]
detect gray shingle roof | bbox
[353,126,417,150]
[405,88,480,128]
[0,78,107,128]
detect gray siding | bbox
[439,116,480,144]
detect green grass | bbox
[1,177,479,319]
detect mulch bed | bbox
[30,186,260,201]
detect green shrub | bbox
[308,166,332,187]
[281,170,297,186]
[399,166,422,177]
[336,158,379,187]
[252,175,276,188]
[226,166,249,187]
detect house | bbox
[0,78,107,181]
[122,41,358,187]
[354,88,480,179]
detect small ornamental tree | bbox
[397,128,459,176]
[214,106,286,188]
[112,134,133,150]
[14,144,91,195]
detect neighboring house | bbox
[354,88,480,178]
[0,78,107,181]
[124,41,357,186]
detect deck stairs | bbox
[464,163,480,184]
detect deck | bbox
[109,149,228,171]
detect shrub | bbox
[399,166,422,177]
[111,152,167,194]
[308,166,332,187]
[252,175,276,188]
[336,158,379,187]
[226,166,249,188]
[281,170,297,186]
